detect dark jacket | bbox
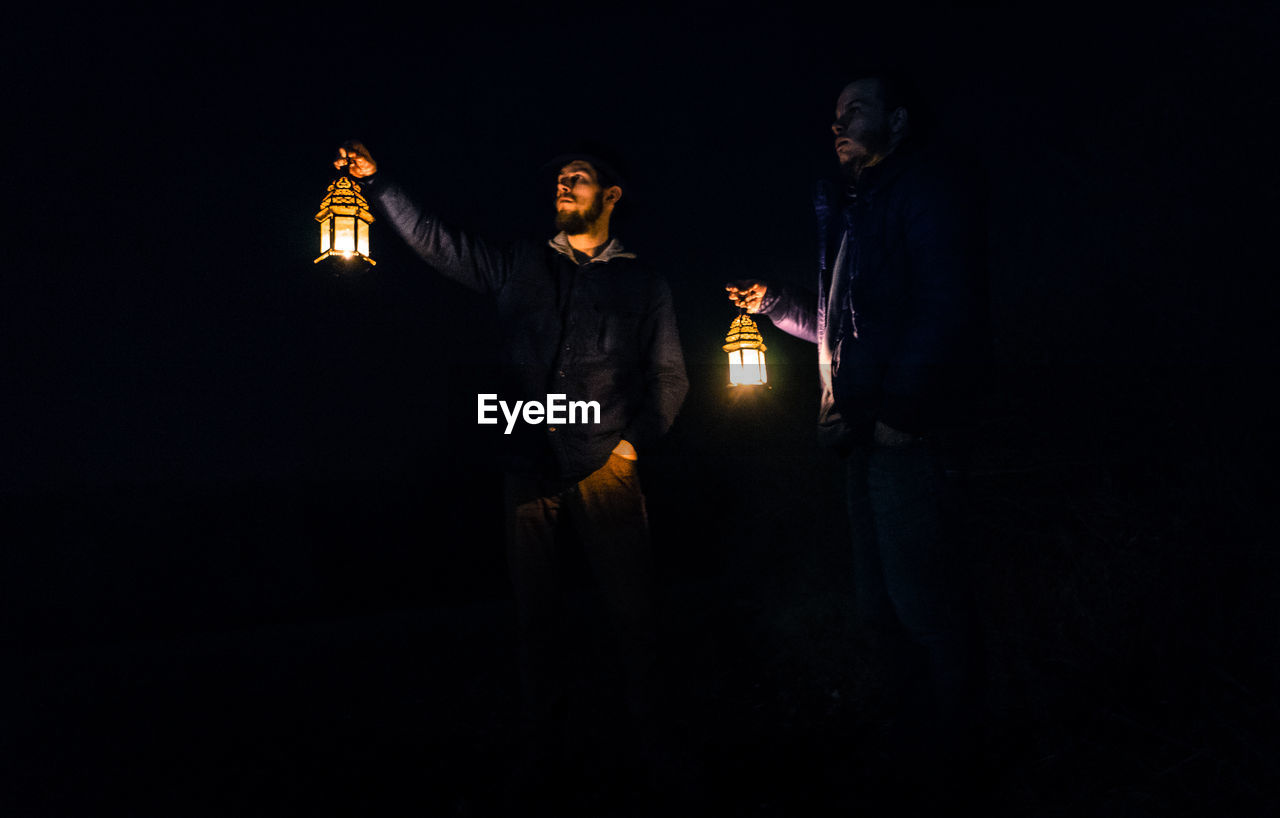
[760,143,989,447]
[363,175,689,484]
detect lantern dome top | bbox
[315,175,375,224]
[723,313,767,352]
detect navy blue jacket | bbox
[760,143,989,446]
[364,175,689,484]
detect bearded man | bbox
[334,142,688,806]
[727,75,991,782]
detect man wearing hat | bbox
[333,141,688,803]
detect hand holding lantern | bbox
[724,280,769,387]
[725,280,767,313]
[334,141,378,178]
[315,142,377,265]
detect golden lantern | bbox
[723,311,768,387]
[315,175,375,265]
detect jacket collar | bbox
[548,232,637,264]
[813,142,925,272]
[836,139,923,198]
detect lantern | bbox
[723,311,768,387]
[315,175,375,265]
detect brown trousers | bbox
[503,454,660,761]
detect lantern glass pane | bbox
[727,349,747,386]
[759,351,768,383]
[727,347,767,386]
[357,220,369,256]
[335,216,356,255]
[320,219,331,254]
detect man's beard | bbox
[555,190,605,234]
[838,125,892,181]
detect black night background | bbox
[6,3,1279,815]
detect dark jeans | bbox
[504,454,660,766]
[845,438,983,762]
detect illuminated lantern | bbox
[723,311,768,387]
[315,175,375,265]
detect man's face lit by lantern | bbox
[554,161,607,234]
[832,78,904,178]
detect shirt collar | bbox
[548,232,637,263]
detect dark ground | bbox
[5,362,1277,817]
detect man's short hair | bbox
[545,147,628,193]
[844,70,928,134]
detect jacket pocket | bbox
[595,306,643,358]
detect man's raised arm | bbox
[336,140,513,295]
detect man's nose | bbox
[831,121,844,136]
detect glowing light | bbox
[723,313,768,387]
[315,176,375,265]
